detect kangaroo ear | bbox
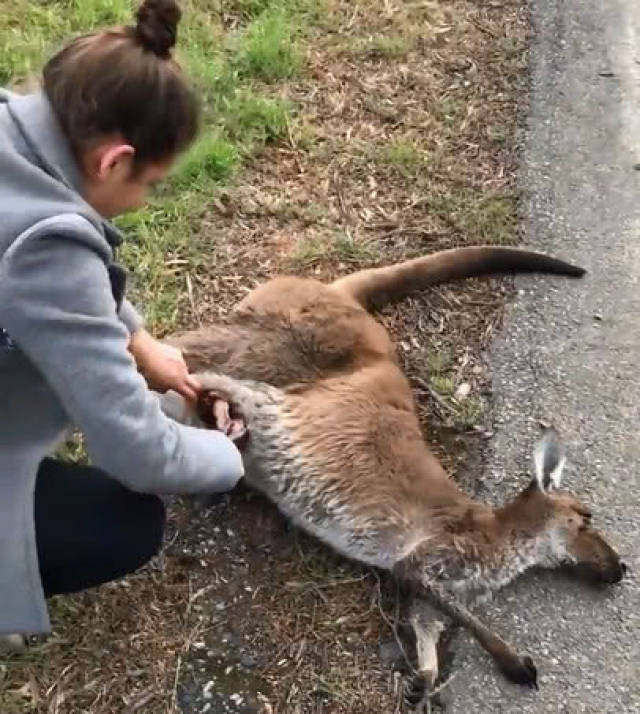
[533,427,566,493]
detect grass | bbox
[289,231,380,270]
[0,0,304,334]
[171,133,240,190]
[232,6,303,80]
[0,0,530,711]
[355,34,412,59]
[430,369,485,430]
[426,350,484,430]
[0,0,131,85]
[221,92,293,145]
[426,191,519,245]
[376,138,430,178]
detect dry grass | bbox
[1,0,529,712]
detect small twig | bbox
[370,570,416,676]
[184,584,215,620]
[284,575,368,591]
[414,377,460,417]
[429,670,458,697]
[345,4,360,30]
[470,18,499,38]
[132,689,155,711]
[169,654,182,714]
[169,618,206,713]
[185,273,201,327]
[286,117,304,174]
[330,167,356,228]
[45,663,74,698]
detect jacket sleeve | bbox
[119,298,144,335]
[0,219,244,495]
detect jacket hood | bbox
[0,88,123,247]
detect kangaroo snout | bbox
[579,556,627,585]
[604,560,627,584]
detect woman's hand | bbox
[128,329,200,403]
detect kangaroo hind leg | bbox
[402,598,446,713]
[423,582,538,689]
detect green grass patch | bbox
[290,232,379,270]
[172,133,240,189]
[225,0,278,19]
[332,232,379,264]
[63,0,131,27]
[231,6,303,81]
[428,349,484,429]
[433,96,464,128]
[430,373,455,398]
[0,3,63,85]
[427,349,454,376]
[221,92,293,146]
[375,138,429,178]
[456,396,483,429]
[465,195,518,244]
[428,191,518,245]
[115,203,196,331]
[487,125,508,144]
[0,0,132,84]
[355,34,412,59]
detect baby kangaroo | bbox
[161,246,625,706]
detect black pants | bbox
[35,458,166,597]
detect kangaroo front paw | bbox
[197,390,250,449]
[499,654,538,689]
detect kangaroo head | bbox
[506,428,626,584]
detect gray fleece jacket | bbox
[0,90,244,636]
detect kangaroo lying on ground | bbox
[160,246,626,709]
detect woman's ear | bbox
[97,143,135,181]
[82,140,135,182]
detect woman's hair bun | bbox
[135,0,182,58]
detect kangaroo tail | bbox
[330,245,585,309]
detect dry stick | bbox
[414,377,461,417]
[169,581,209,714]
[185,273,201,327]
[169,654,182,714]
[286,116,305,175]
[373,571,462,711]
[370,570,416,676]
[430,670,458,697]
[469,18,500,39]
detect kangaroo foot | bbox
[403,673,433,713]
[403,599,445,712]
[496,653,538,689]
[197,390,249,448]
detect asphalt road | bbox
[449,0,640,711]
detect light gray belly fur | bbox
[186,374,410,570]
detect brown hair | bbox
[42,0,200,169]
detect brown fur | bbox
[163,246,624,703]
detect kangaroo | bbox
[160,246,626,709]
